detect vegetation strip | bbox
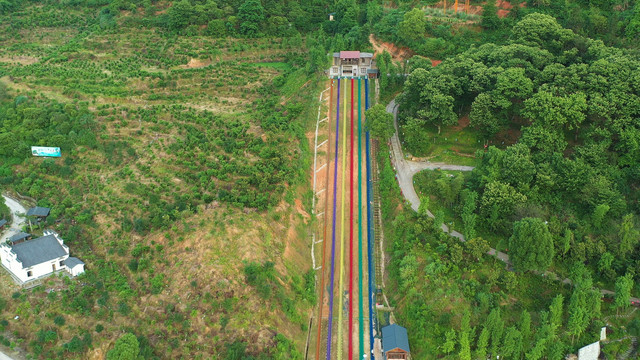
[315,79,333,360]
[326,77,341,360]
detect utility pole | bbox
[444,0,447,14]
[454,0,459,14]
[465,0,470,14]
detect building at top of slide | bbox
[329,51,379,78]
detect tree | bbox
[486,308,504,356]
[238,0,265,36]
[397,8,426,44]
[365,104,395,141]
[522,91,587,139]
[511,13,575,53]
[442,329,456,354]
[481,0,500,30]
[592,203,610,229]
[107,333,140,360]
[475,327,489,359]
[417,92,458,134]
[502,327,523,359]
[464,237,489,260]
[495,68,533,101]
[480,181,527,232]
[469,92,507,136]
[619,214,639,258]
[549,295,564,332]
[598,252,615,279]
[509,217,554,272]
[458,310,472,360]
[167,0,195,31]
[614,273,633,314]
[500,143,535,191]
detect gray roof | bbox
[0,219,6,227]
[9,232,31,243]
[11,234,67,268]
[382,324,410,354]
[64,257,84,268]
[27,207,50,217]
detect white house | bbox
[329,51,378,78]
[0,230,84,284]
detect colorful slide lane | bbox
[315,77,374,360]
[365,78,376,360]
[325,77,341,360]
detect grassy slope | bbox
[0,4,319,359]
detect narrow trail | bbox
[325,78,341,360]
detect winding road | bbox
[386,100,640,303]
[386,100,510,263]
[1,195,26,243]
[0,196,24,360]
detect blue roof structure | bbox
[26,207,50,217]
[11,234,67,268]
[64,257,84,268]
[9,232,31,244]
[0,219,7,227]
[382,324,410,354]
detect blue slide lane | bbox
[364,78,375,360]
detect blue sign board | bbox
[31,146,61,157]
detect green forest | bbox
[0,0,639,358]
[377,4,640,360]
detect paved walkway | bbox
[1,195,26,243]
[385,100,640,303]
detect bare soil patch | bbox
[451,114,470,131]
[369,34,414,63]
[0,56,38,65]
[180,58,212,69]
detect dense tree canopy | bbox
[399,12,640,281]
[365,103,395,141]
[509,217,555,272]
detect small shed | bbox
[26,207,50,219]
[382,324,411,360]
[64,257,85,277]
[0,219,7,230]
[8,232,32,245]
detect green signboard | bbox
[31,146,61,157]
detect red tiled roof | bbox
[340,51,361,59]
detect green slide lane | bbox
[357,77,364,360]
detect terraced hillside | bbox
[0,2,322,359]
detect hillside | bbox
[0,1,324,358]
